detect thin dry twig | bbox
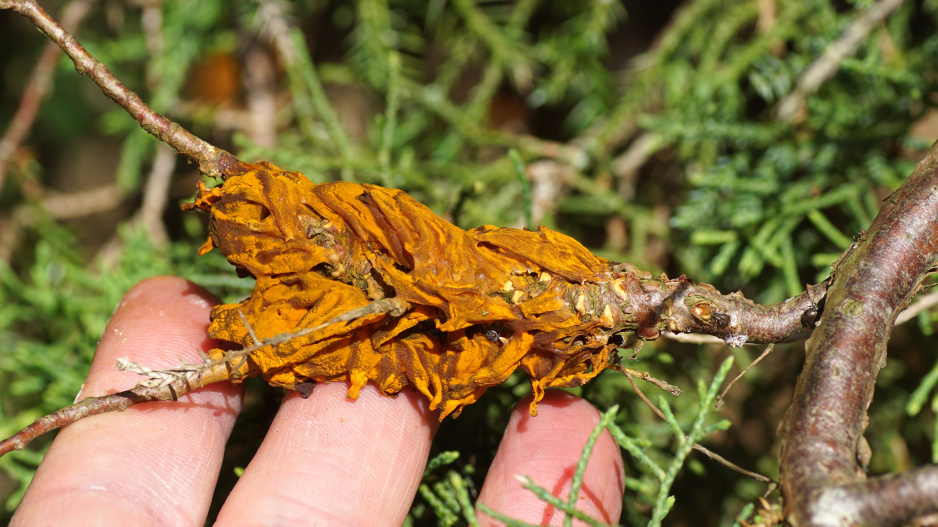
[527,159,574,227]
[139,0,163,84]
[243,44,278,148]
[0,359,233,457]
[895,288,938,325]
[24,184,123,220]
[0,184,123,262]
[0,0,97,190]
[132,144,174,245]
[251,0,354,180]
[610,132,661,200]
[755,0,777,35]
[775,0,907,121]
[0,0,239,178]
[716,344,775,409]
[133,1,175,193]
[663,332,727,345]
[620,367,682,396]
[622,369,774,485]
[173,101,272,131]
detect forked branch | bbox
[779,140,938,526]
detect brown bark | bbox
[0,358,233,457]
[779,140,938,526]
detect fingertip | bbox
[12,276,242,527]
[216,383,438,526]
[477,391,625,526]
[81,275,224,398]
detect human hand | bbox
[10,276,624,526]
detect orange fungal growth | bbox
[186,161,626,419]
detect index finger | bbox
[214,382,438,526]
[11,276,243,527]
[477,391,625,526]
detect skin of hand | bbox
[10,276,625,526]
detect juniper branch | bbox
[775,0,907,121]
[0,359,233,457]
[778,139,938,526]
[0,0,95,188]
[622,368,774,487]
[0,0,240,179]
[569,264,828,348]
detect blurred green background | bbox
[3,0,938,524]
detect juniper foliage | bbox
[2,0,938,524]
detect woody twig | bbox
[0,0,239,179]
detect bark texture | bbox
[779,140,938,526]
